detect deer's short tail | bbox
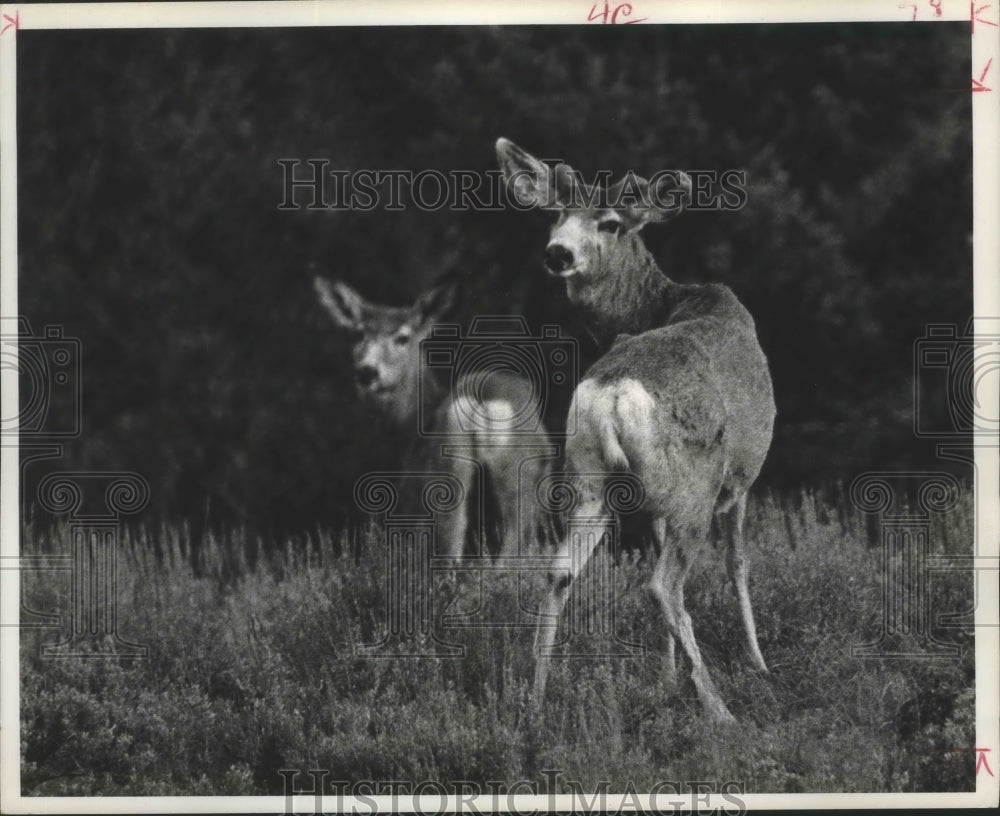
[599,419,630,472]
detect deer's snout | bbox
[355,364,380,389]
[544,243,575,276]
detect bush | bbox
[21,487,976,794]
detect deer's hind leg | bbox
[435,454,477,560]
[649,513,735,723]
[718,493,768,672]
[500,451,551,559]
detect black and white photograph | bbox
[1,0,997,811]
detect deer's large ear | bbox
[413,278,461,327]
[314,277,366,331]
[496,137,571,210]
[613,170,692,231]
[646,170,692,223]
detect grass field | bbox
[20,488,977,796]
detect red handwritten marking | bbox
[587,2,647,25]
[930,0,943,15]
[900,1,918,20]
[923,748,994,776]
[1,10,19,35]
[972,57,994,91]
[613,3,646,24]
[972,2,998,33]
[976,747,994,777]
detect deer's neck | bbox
[569,245,680,347]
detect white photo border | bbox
[1,1,997,812]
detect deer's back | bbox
[427,369,545,448]
[583,284,775,501]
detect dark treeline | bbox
[17,23,972,539]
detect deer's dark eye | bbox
[598,219,621,234]
[393,333,410,347]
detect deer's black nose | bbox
[356,365,379,388]
[544,244,574,275]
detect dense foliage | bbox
[17,23,972,536]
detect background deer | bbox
[497,138,775,721]
[314,276,551,559]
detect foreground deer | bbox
[314,276,549,559]
[497,138,775,722]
